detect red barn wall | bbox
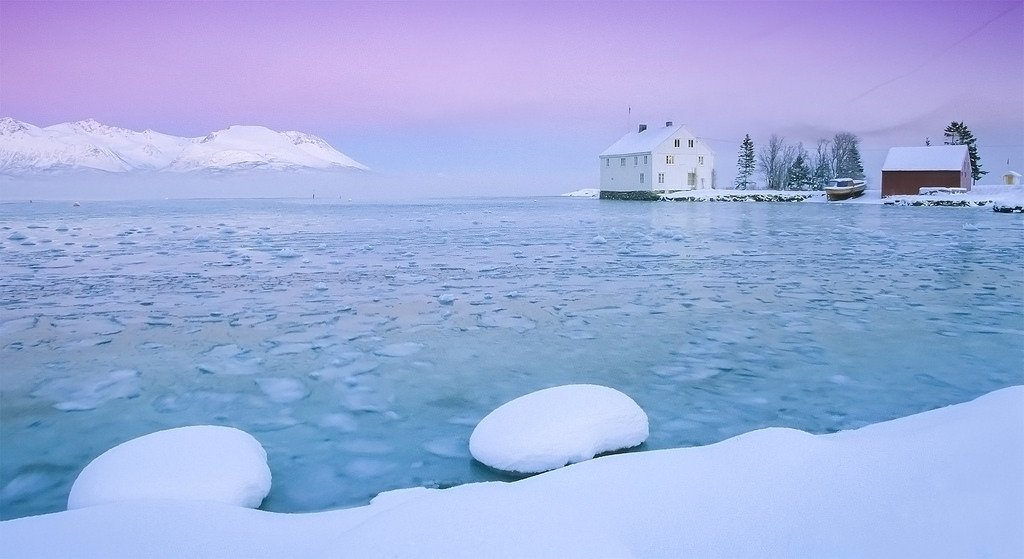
[881,170,970,197]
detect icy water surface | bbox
[2,197,1022,520]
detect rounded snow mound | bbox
[68,425,271,510]
[469,384,649,474]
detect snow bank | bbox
[3,387,1021,558]
[664,189,818,202]
[568,185,1024,208]
[469,384,649,474]
[67,426,271,510]
[884,184,1024,208]
[561,188,598,197]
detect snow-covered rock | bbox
[469,384,649,474]
[67,425,271,510]
[0,117,366,175]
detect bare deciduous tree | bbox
[830,132,865,180]
[810,139,832,189]
[758,134,796,190]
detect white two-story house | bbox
[599,121,715,198]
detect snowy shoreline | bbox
[2,386,1021,558]
[563,185,1024,209]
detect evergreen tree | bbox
[734,134,756,189]
[943,121,986,182]
[847,139,865,180]
[787,150,812,190]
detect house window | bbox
[643,155,648,164]
[605,158,609,167]
[634,156,638,166]
[657,173,665,184]
[620,158,626,167]
[666,155,675,165]
[687,172,696,186]
[674,139,680,148]
[698,156,704,165]
[640,173,645,184]
[688,139,694,148]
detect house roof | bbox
[882,145,969,171]
[600,124,687,157]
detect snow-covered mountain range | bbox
[0,118,368,175]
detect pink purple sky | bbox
[2,0,1021,195]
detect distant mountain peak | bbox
[71,118,103,128]
[0,118,368,175]
[284,130,329,148]
[0,117,32,135]
[64,119,117,134]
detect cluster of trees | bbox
[734,132,864,190]
[944,121,986,182]
[734,121,986,190]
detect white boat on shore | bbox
[825,178,866,201]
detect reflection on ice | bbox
[1,197,1022,521]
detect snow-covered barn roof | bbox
[600,124,689,157]
[882,145,968,171]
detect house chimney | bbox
[638,124,647,133]
[665,121,673,127]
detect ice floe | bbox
[423,436,470,459]
[316,412,359,432]
[374,342,424,357]
[437,293,456,305]
[31,369,141,411]
[255,377,310,404]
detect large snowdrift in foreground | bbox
[2,387,1021,558]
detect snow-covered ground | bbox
[562,188,598,197]
[565,184,1024,208]
[2,386,1020,558]
[884,184,1024,210]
